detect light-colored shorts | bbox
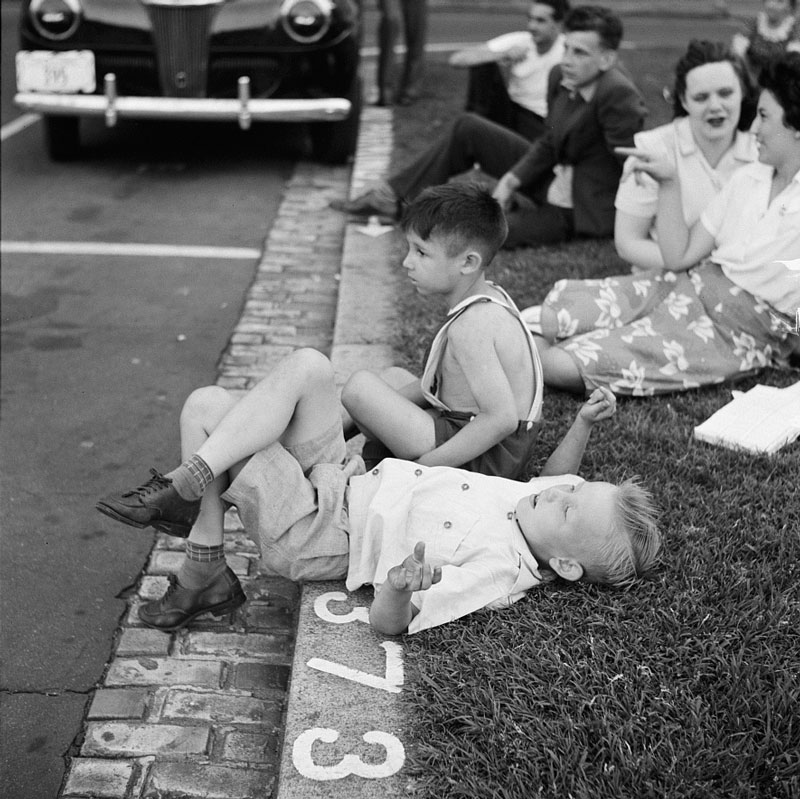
[222,421,364,582]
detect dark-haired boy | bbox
[96,182,657,633]
[341,182,545,479]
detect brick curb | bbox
[61,157,356,799]
[60,73,401,799]
[274,104,410,799]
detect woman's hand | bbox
[616,147,677,186]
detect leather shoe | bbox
[330,183,400,220]
[138,566,246,631]
[96,468,200,538]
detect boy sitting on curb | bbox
[96,341,660,633]
[341,183,545,479]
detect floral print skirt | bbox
[544,262,794,396]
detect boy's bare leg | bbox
[534,305,586,394]
[192,348,343,477]
[97,348,343,536]
[341,367,436,459]
[341,365,420,436]
[177,385,238,547]
[102,349,343,631]
[532,335,586,395]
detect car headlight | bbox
[29,0,82,40]
[280,0,333,44]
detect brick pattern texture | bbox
[61,121,390,797]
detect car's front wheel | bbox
[309,76,362,165]
[44,115,81,161]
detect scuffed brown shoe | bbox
[95,468,200,538]
[330,181,400,220]
[138,567,246,631]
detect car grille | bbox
[143,1,224,97]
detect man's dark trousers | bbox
[466,63,548,142]
[387,113,573,247]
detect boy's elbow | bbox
[368,609,409,636]
[498,409,519,438]
[370,619,408,636]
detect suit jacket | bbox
[511,63,647,237]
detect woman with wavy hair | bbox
[614,40,758,273]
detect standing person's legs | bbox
[377,0,402,105]
[396,0,428,104]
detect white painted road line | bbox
[1,240,262,260]
[0,113,40,142]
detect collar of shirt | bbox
[756,11,797,41]
[674,116,758,164]
[560,78,598,103]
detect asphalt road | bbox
[0,3,744,797]
[1,4,297,796]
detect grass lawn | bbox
[382,44,800,799]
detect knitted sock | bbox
[166,454,214,500]
[177,542,226,590]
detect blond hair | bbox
[582,477,662,588]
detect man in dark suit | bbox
[333,6,648,249]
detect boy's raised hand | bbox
[579,386,616,424]
[386,541,442,592]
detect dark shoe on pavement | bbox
[96,468,200,538]
[138,567,246,631]
[329,182,400,220]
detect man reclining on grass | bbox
[96,345,661,635]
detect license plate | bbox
[16,50,96,94]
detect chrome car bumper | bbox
[15,75,351,129]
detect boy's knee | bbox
[540,304,559,341]
[287,348,336,386]
[182,385,231,423]
[341,369,374,411]
[540,349,585,394]
[380,366,411,387]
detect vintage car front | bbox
[15,0,362,162]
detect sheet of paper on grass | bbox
[693,382,800,455]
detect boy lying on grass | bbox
[96,342,661,634]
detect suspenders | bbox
[420,283,544,424]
